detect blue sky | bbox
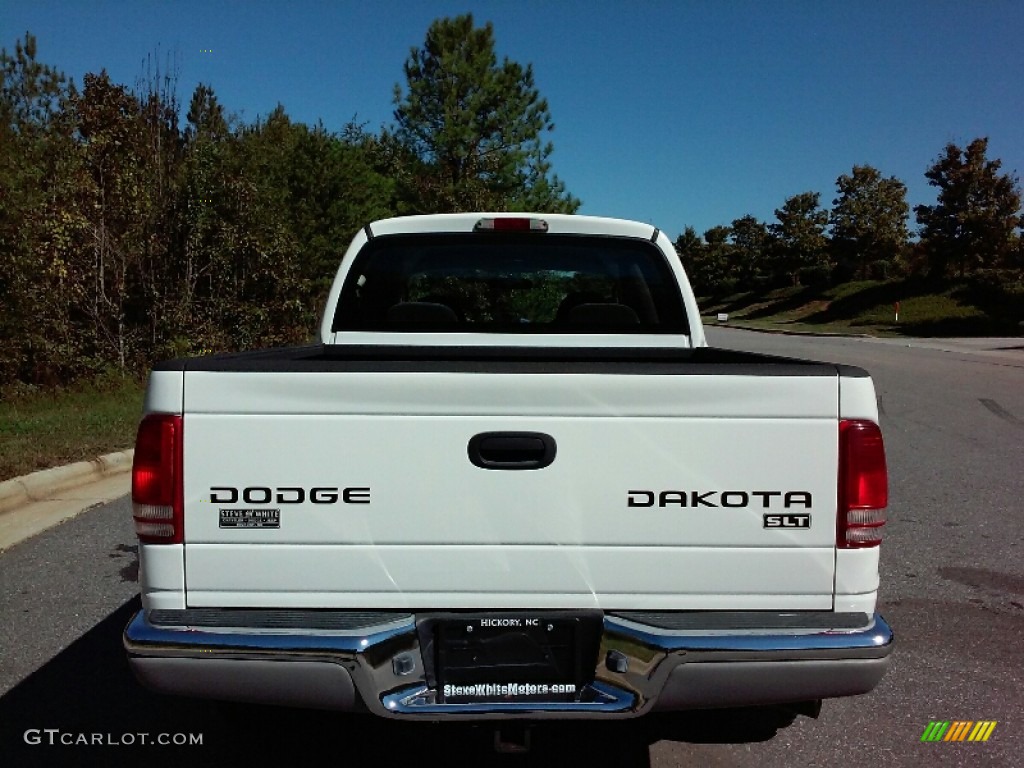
[2,1,1022,238]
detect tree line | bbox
[3,16,1022,390]
[0,16,578,388]
[677,142,1023,297]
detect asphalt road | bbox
[1,327,1021,767]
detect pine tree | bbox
[393,14,578,213]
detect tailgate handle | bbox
[468,432,557,470]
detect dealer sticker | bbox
[219,508,280,529]
[443,682,577,700]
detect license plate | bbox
[435,614,590,703]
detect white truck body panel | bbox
[180,370,836,417]
[180,383,840,608]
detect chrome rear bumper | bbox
[124,609,892,719]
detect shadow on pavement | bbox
[642,707,799,744]
[0,597,801,767]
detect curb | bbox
[707,322,877,339]
[0,450,134,515]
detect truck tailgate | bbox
[180,361,841,611]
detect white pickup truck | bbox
[124,213,892,724]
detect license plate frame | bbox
[432,613,599,704]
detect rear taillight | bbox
[838,419,888,548]
[132,414,183,544]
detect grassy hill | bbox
[0,376,145,481]
[700,276,1024,337]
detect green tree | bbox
[770,192,830,286]
[231,108,398,345]
[71,71,153,371]
[830,165,909,281]
[392,14,578,213]
[286,121,394,300]
[185,83,228,141]
[1017,224,1024,272]
[674,226,706,291]
[703,225,735,292]
[173,82,236,354]
[5,26,584,387]
[134,53,185,357]
[174,98,397,357]
[729,215,772,290]
[915,138,1022,278]
[219,105,307,349]
[0,32,79,383]
[674,226,703,258]
[673,225,738,296]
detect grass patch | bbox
[0,375,145,481]
[701,276,1023,337]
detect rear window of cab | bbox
[332,233,688,334]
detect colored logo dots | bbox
[921,721,997,743]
